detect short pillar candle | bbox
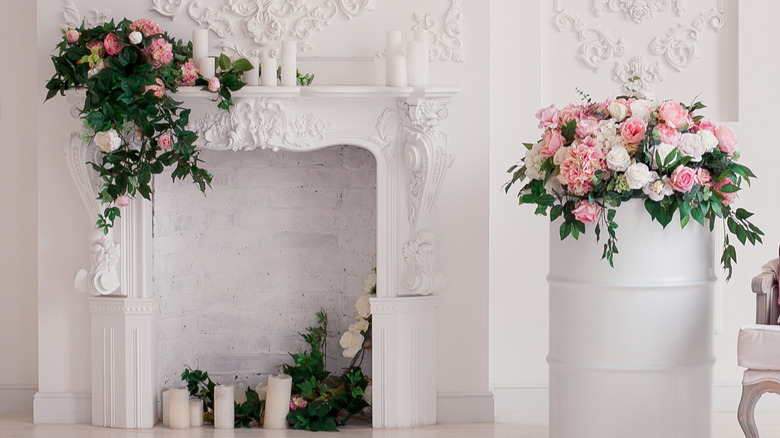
[214,384,235,429]
[168,388,190,429]
[260,57,278,86]
[189,398,204,427]
[243,57,260,86]
[198,57,215,80]
[280,41,297,86]
[161,389,170,427]
[263,374,292,429]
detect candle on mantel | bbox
[189,398,204,427]
[161,389,170,427]
[198,57,215,80]
[260,57,278,86]
[385,30,407,87]
[168,387,190,429]
[280,41,297,86]
[406,40,424,87]
[414,29,430,86]
[192,29,209,66]
[243,57,260,86]
[214,384,235,429]
[263,374,292,429]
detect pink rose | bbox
[715,126,738,155]
[691,119,716,134]
[179,61,199,86]
[536,104,559,129]
[65,29,79,44]
[575,117,600,138]
[103,33,123,56]
[712,177,737,206]
[145,78,165,98]
[656,123,681,145]
[658,100,690,129]
[694,168,711,186]
[115,195,131,208]
[208,76,221,92]
[559,104,583,126]
[670,165,696,193]
[573,200,598,224]
[620,117,647,144]
[540,129,564,158]
[130,18,162,37]
[157,133,173,151]
[86,40,105,57]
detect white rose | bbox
[630,99,656,122]
[349,317,370,333]
[642,172,674,202]
[676,132,705,162]
[339,330,364,359]
[356,293,371,318]
[128,31,143,45]
[87,61,104,78]
[544,177,566,197]
[624,162,652,190]
[363,271,377,294]
[649,142,677,169]
[94,129,121,153]
[553,145,569,166]
[524,143,545,180]
[608,101,629,121]
[606,146,631,172]
[698,129,718,152]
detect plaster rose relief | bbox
[592,0,686,23]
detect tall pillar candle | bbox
[243,57,260,86]
[263,374,292,429]
[189,398,204,427]
[406,40,424,87]
[161,389,170,426]
[214,384,235,429]
[198,57,215,79]
[192,29,209,66]
[168,388,190,429]
[414,29,430,85]
[280,41,297,86]
[385,30,405,87]
[260,57,278,86]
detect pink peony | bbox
[691,119,716,134]
[670,165,696,193]
[115,195,131,208]
[657,123,681,145]
[658,100,690,129]
[536,104,559,129]
[559,103,583,126]
[157,132,173,151]
[86,40,105,57]
[147,38,173,68]
[715,126,738,155]
[558,140,606,196]
[179,61,199,86]
[573,200,598,223]
[208,76,221,92]
[144,78,165,98]
[620,117,647,144]
[712,177,737,206]
[131,18,162,37]
[575,117,600,138]
[103,33,123,56]
[539,129,565,158]
[65,29,79,44]
[290,396,308,411]
[694,168,711,186]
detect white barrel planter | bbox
[548,200,716,438]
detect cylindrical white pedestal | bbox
[548,201,716,438]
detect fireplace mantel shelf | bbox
[172,84,461,100]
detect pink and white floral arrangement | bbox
[504,92,762,279]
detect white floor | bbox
[1,413,779,438]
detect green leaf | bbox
[231,58,253,72]
[218,53,232,71]
[561,120,576,143]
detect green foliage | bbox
[181,367,266,428]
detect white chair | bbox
[737,253,780,438]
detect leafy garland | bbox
[181,368,265,428]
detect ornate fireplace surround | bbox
[65,85,458,429]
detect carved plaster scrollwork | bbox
[648,8,724,72]
[368,108,397,159]
[63,0,111,29]
[412,0,465,63]
[402,230,439,296]
[553,10,628,72]
[150,0,186,20]
[592,0,686,23]
[613,55,664,94]
[189,98,333,151]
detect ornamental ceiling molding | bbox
[412,0,465,63]
[188,98,333,151]
[648,8,725,72]
[592,0,686,24]
[62,0,110,29]
[553,9,629,72]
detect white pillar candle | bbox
[168,388,190,429]
[161,389,170,427]
[243,57,260,86]
[280,41,297,86]
[386,30,403,57]
[192,29,209,66]
[414,29,430,86]
[406,40,424,87]
[263,374,292,429]
[198,57,215,79]
[214,384,235,429]
[386,54,407,87]
[235,381,248,404]
[189,398,204,427]
[260,57,278,86]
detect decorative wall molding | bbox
[613,55,663,94]
[368,108,397,159]
[553,10,628,72]
[592,0,686,23]
[73,230,121,296]
[150,0,185,20]
[402,231,438,296]
[412,0,465,63]
[648,8,725,72]
[189,98,333,151]
[63,0,110,29]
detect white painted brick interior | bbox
[153,145,376,391]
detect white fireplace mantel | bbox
[65,85,459,429]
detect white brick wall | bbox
[153,146,376,391]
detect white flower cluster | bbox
[339,271,375,359]
[94,129,121,153]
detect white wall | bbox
[0,0,39,415]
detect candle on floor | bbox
[161,389,170,427]
[406,40,424,87]
[214,384,235,429]
[263,374,292,429]
[168,388,190,429]
[280,41,297,86]
[198,57,215,80]
[189,398,204,427]
[260,57,278,86]
[192,29,209,66]
[243,57,260,86]
[414,29,430,86]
